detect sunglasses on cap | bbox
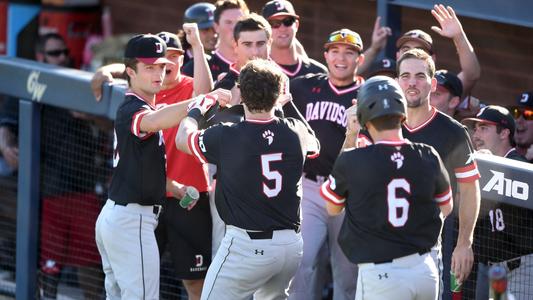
[327,31,362,48]
[45,49,70,57]
[269,17,296,29]
[510,107,533,120]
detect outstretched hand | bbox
[430,4,463,39]
[370,16,392,51]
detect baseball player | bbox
[510,91,533,160]
[94,34,229,299]
[321,75,453,300]
[285,28,364,300]
[175,59,319,300]
[430,70,463,118]
[182,0,249,80]
[461,106,533,299]
[261,0,327,78]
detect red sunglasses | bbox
[510,107,533,120]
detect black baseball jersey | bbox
[401,107,480,192]
[188,117,319,231]
[474,149,533,263]
[108,92,166,206]
[213,64,239,90]
[285,73,364,177]
[276,57,327,79]
[181,50,194,70]
[321,140,452,264]
[182,50,232,81]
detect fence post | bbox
[16,99,41,299]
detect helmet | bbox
[356,76,407,127]
[184,2,216,29]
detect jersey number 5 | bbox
[387,179,411,227]
[261,153,283,198]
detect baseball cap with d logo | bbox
[124,34,174,65]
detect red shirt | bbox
[156,76,209,193]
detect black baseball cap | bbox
[462,105,516,134]
[368,57,397,78]
[262,0,299,20]
[157,32,184,54]
[396,29,433,53]
[435,70,463,97]
[124,34,173,65]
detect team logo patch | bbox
[262,130,275,145]
[391,152,404,169]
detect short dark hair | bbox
[233,13,271,42]
[495,125,516,147]
[123,58,139,86]
[35,33,65,54]
[239,59,283,113]
[368,115,403,131]
[214,0,249,24]
[397,48,435,78]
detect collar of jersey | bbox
[276,57,302,77]
[403,106,438,133]
[215,50,233,66]
[374,139,410,146]
[125,91,156,109]
[245,116,277,124]
[327,76,364,95]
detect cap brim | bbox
[436,84,451,94]
[396,37,432,52]
[324,42,361,52]
[167,47,185,54]
[267,13,299,20]
[461,118,497,127]
[137,57,175,65]
[197,21,215,30]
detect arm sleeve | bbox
[320,154,348,206]
[120,101,154,140]
[451,127,480,182]
[292,118,320,159]
[432,147,453,206]
[187,124,224,164]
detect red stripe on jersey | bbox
[307,151,320,159]
[187,131,208,164]
[215,50,233,66]
[434,186,452,204]
[131,110,153,139]
[438,197,452,206]
[455,162,480,182]
[357,133,373,148]
[320,180,345,205]
[327,76,364,95]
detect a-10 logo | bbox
[482,170,529,201]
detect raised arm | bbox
[431,4,480,95]
[183,23,214,95]
[357,17,391,75]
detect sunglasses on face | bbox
[45,49,69,57]
[510,107,533,120]
[270,17,296,29]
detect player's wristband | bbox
[187,108,203,123]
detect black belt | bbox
[374,249,431,265]
[304,173,327,183]
[114,202,163,215]
[246,228,300,240]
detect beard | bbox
[406,97,422,108]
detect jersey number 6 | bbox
[387,179,411,227]
[261,153,283,198]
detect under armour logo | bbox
[378,84,389,91]
[255,249,264,255]
[262,130,274,145]
[378,273,389,280]
[391,152,404,169]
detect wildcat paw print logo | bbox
[262,130,274,145]
[390,152,404,169]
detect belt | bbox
[374,249,431,265]
[488,257,521,272]
[304,173,326,183]
[246,228,300,240]
[114,202,163,217]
